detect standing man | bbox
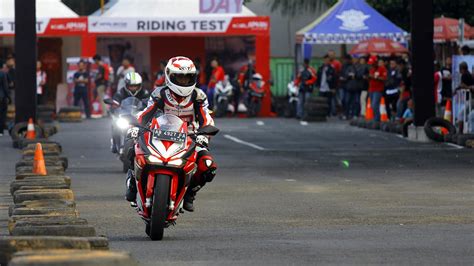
[36,60,47,105]
[368,56,387,122]
[295,58,317,119]
[359,57,370,117]
[316,55,336,116]
[384,59,402,119]
[5,55,15,102]
[0,65,10,136]
[343,56,363,119]
[73,60,91,119]
[237,60,255,113]
[116,57,135,91]
[207,59,225,110]
[441,57,452,105]
[93,55,110,117]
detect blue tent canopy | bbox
[297,0,408,44]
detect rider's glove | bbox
[127,127,140,139]
[195,135,209,148]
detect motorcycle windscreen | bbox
[120,97,146,116]
[156,114,184,132]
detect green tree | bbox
[266,0,474,31]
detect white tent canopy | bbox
[91,0,256,17]
[0,0,79,18]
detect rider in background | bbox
[128,56,217,212]
[113,72,150,104]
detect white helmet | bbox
[165,56,197,97]
[124,72,143,96]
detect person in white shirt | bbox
[36,61,47,104]
[116,57,135,92]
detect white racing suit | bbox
[128,86,217,210]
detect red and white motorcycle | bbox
[130,114,219,240]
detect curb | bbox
[2,134,139,264]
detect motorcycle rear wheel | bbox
[148,174,170,241]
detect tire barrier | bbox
[58,107,83,123]
[1,139,139,265]
[303,96,329,122]
[424,117,456,142]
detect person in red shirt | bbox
[207,59,225,110]
[368,56,387,122]
[328,50,342,74]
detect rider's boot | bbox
[125,169,137,205]
[183,183,201,212]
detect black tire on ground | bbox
[37,105,56,112]
[456,134,474,146]
[272,97,287,117]
[284,101,298,118]
[304,116,327,122]
[149,174,170,241]
[58,106,81,113]
[424,117,456,142]
[306,109,328,117]
[402,119,413,138]
[304,102,330,111]
[10,122,44,141]
[444,133,454,143]
[215,100,228,118]
[307,96,328,105]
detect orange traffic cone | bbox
[32,143,47,176]
[365,98,374,121]
[441,99,453,135]
[25,118,36,139]
[380,97,389,122]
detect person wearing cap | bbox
[368,56,387,122]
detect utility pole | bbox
[14,0,37,123]
[411,0,435,127]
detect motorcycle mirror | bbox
[197,125,220,136]
[103,98,114,105]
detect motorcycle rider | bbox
[113,72,150,104]
[126,56,217,212]
[110,72,149,154]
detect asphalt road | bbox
[49,118,473,265]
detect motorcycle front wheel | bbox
[148,174,170,241]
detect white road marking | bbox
[256,121,265,126]
[285,179,296,182]
[445,143,464,149]
[300,121,308,126]
[224,134,266,151]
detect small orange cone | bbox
[365,98,374,121]
[32,143,47,176]
[25,118,36,139]
[441,100,453,135]
[380,97,389,122]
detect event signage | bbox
[88,17,269,34]
[0,18,50,34]
[200,0,243,14]
[0,18,87,35]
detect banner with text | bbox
[88,17,269,35]
[200,0,243,14]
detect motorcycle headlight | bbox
[146,155,162,164]
[116,117,130,130]
[168,159,184,167]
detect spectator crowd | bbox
[293,47,474,124]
